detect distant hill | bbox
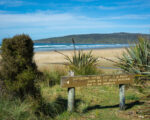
[34,32,150,44]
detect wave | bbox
[0,43,134,52]
[34,43,133,52]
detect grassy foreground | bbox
[0,65,150,120]
[39,81,149,120]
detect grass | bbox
[0,96,38,120]
[38,64,150,120]
[0,66,150,120]
[39,83,149,120]
[41,65,68,87]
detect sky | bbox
[0,0,150,42]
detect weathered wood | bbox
[62,73,135,112]
[61,74,134,88]
[119,84,125,110]
[67,71,75,112]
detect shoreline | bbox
[34,46,127,53]
[34,43,131,53]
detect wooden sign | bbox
[61,74,134,88]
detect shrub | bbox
[1,34,38,97]
[116,36,150,84]
[42,66,67,86]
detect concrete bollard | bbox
[119,84,125,110]
[68,71,75,112]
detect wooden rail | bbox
[61,72,135,112]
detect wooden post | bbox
[68,71,75,112]
[119,84,125,110]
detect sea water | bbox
[34,43,132,52]
[0,43,133,52]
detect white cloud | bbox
[0,11,149,40]
[99,5,138,10]
[99,2,150,10]
[0,11,114,40]
[114,0,142,5]
[0,0,36,7]
[101,15,150,20]
[0,11,113,28]
[99,6,118,10]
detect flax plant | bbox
[55,39,99,75]
[116,37,150,83]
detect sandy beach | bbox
[34,48,126,73]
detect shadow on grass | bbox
[49,80,59,87]
[83,100,144,113]
[37,96,82,118]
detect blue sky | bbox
[0,0,150,41]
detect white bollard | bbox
[68,71,75,112]
[119,84,125,110]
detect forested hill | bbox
[34,32,150,44]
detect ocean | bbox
[34,43,132,52]
[0,43,133,52]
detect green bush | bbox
[43,67,67,86]
[116,37,150,84]
[1,34,38,97]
